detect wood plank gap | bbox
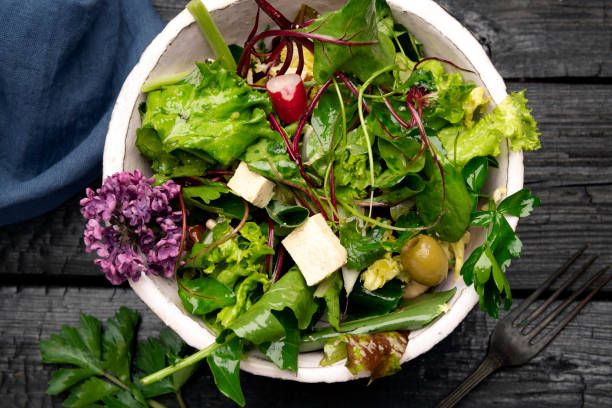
[0,274,124,289]
[506,77,612,85]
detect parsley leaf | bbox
[461,188,540,317]
[497,188,541,217]
[40,307,197,408]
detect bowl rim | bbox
[103,0,523,383]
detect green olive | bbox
[400,235,449,286]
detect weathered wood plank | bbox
[1,286,610,407]
[1,83,609,293]
[149,0,612,79]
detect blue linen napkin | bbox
[0,0,165,226]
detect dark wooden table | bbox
[1,1,611,407]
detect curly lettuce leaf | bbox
[321,331,409,382]
[184,221,273,328]
[141,60,274,166]
[439,91,540,167]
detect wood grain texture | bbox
[149,0,612,79]
[2,83,609,293]
[1,287,610,408]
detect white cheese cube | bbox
[227,161,275,208]
[282,213,347,286]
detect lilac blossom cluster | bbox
[80,169,183,285]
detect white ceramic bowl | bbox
[104,0,523,383]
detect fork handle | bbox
[435,353,503,408]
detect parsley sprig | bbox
[40,307,197,408]
[460,157,540,317]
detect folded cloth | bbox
[0,0,164,226]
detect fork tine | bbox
[504,244,589,322]
[526,265,610,341]
[522,254,599,325]
[531,270,612,352]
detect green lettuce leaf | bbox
[141,60,274,166]
[439,91,540,167]
[184,220,273,328]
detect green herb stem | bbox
[176,390,187,408]
[340,201,446,232]
[140,338,228,385]
[105,371,168,408]
[187,0,237,71]
[141,70,193,93]
[103,372,130,391]
[357,64,397,218]
[147,399,170,408]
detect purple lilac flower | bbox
[80,169,184,285]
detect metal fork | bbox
[436,244,611,408]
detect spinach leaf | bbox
[306,89,357,177]
[301,288,456,348]
[228,267,318,344]
[398,67,436,92]
[266,200,309,228]
[141,60,274,166]
[348,278,404,318]
[257,309,300,373]
[243,137,303,185]
[301,0,395,83]
[415,162,472,242]
[206,336,245,406]
[377,137,425,175]
[185,193,247,219]
[178,277,236,315]
[374,173,425,203]
[339,220,387,271]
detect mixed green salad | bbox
[80,0,542,405]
